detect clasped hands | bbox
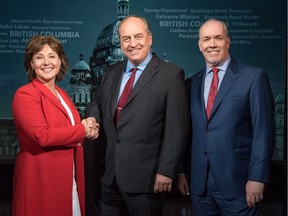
[81,117,99,140]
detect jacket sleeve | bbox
[248,70,275,183]
[157,69,190,178]
[12,87,86,148]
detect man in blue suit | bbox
[177,18,275,215]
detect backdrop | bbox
[0,0,286,160]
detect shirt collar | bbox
[205,55,231,75]
[125,52,153,73]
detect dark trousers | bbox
[191,170,259,216]
[100,179,164,216]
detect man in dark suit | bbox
[85,15,189,216]
[177,18,275,215]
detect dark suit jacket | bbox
[85,54,189,193]
[186,58,275,199]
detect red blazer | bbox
[12,78,86,216]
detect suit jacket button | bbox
[207,130,211,133]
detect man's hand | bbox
[153,173,173,193]
[81,117,99,140]
[177,175,190,196]
[246,180,264,208]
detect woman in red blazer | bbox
[12,35,99,216]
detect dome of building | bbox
[89,0,129,88]
[70,54,92,84]
[69,54,93,117]
[72,54,91,72]
[91,20,124,66]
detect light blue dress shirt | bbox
[204,56,231,108]
[117,52,153,101]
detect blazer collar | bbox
[32,78,60,104]
[111,54,160,114]
[111,63,126,115]
[208,58,239,121]
[193,70,207,121]
[127,54,159,103]
[32,78,71,120]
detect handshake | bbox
[81,117,100,140]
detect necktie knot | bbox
[212,67,219,74]
[131,67,138,75]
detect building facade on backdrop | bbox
[89,0,128,91]
[0,0,285,162]
[69,54,93,118]
[69,0,129,117]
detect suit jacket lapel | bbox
[193,70,207,121]
[209,59,239,120]
[124,55,159,106]
[32,79,67,116]
[111,63,126,116]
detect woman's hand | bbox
[81,117,99,140]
